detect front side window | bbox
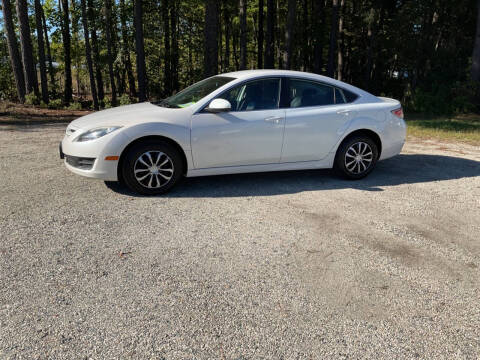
[156,76,235,108]
[219,78,281,111]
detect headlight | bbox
[75,127,122,142]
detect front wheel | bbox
[121,141,184,195]
[334,136,379,179]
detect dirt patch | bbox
[0,102,90,125]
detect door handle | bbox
[264,116,283,124]
[336,109,351,115]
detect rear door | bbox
[280,78,356,162]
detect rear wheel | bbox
[122,141,184,195]
[334,135,379,179]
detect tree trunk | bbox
[61,0,73,104]
[264,0,275,68]
[283,0,296,69]
[204,0,219,77]
[364,9,374,89]
[163,0,171,95]
[104,0,116,106]
[312,0,324,73]
[16,0,39,97]
[119,0,136,97]
[326,0,338,78]
[232,24,239,70]
[34,0,49,103]
[223,3,231,70]
[302,0,308,70]
[239,0,247,70]
[472,0,480,82]
[337,0,344,81]
[171,1,179,92]
[88,0,104,103]
[80,0,98,109]
[275,0,281,68]
[1,0,26,102]
[110,5,122,97]
[134,0,148,101]
[41,5,56,94]
[70,0,81,96]
[257,0,264,68]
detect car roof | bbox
[219,69,379,102]
[221,69,326,80]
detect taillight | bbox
[391,108,404,119]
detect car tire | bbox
[121,141,184,195]
[334,135,379,179]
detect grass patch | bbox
[406,113,480,145]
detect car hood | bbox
[68,102,189,130]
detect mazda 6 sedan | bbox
[60,70,406,195]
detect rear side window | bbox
[342,88,359,103]
[335,88,346,104]
[288,79,335,108]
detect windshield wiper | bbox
[152,99,180,108]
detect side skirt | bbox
[186,152,336,178]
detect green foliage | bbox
[408,82,478,116]
[48,98,63,109]
[118,94,134,105]
[66,101,82,110]
[24,93,40,105]
[103,97,112,109]
[2,0,479,116]
[0,31,16,101]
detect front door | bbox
[191,78,285,169]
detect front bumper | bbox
[60,130,130,181]
[63,158,118,181]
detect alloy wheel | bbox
[344,141,373,175]
[133,151,174,189]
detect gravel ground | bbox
[1,123,479,359]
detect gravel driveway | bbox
[1,123,479,359]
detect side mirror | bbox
[205,98,231,113]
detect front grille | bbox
[65,155,95,170]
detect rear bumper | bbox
[379,140,405,160]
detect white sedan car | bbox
[60,70,406,195]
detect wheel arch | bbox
[336,128,382,159]
[117,135,188,183]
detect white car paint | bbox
[60,69,406,182]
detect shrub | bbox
[24,93,39,105]
[48,98,63,109]
[407,81,478,116]
[103,97,112,109]
[66,102,82,110]
[119,94,134,106]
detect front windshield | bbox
[155,76,235,108]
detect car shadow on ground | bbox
[105,154,480,197]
